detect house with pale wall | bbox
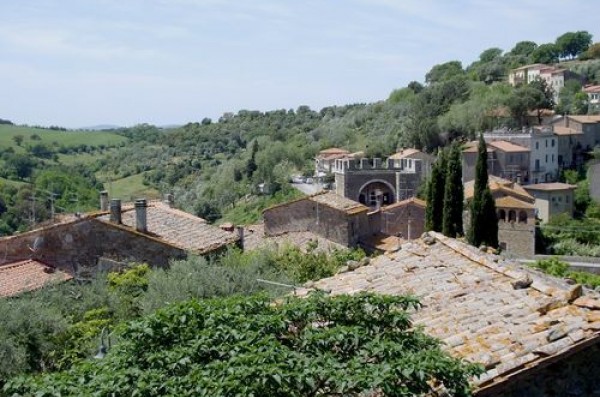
[583,85,600,111]
[484,128,559,183]
[462,140,530,184]
[387,148,436,179]
[524,182,577,224]
[508,63,580,102]
[0,193,239,297]
[314,148,364,177]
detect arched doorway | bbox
[358,181,395,208]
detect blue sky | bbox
[1,0,599,128]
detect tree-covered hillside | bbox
[1,31,599,232]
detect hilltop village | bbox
[2,34,600,396]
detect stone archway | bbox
[357,180,396,208]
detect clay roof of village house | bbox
[0,259,73,297]
[524,182,577,191]
[494,195,535,210]
[296,232,600,393]
[382,197,427,210]
[583,85,600,93]
[242,223,345,252]
[95,201,239,254]
[487,140,530,153]
[567,115,600,124]
[308,192,369,214]
[552,126,583,136]
[462,141,496,153]
[464,176,534,203]
[511,63,548,71]
[388,148,421,159]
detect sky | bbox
[1,1,599,128]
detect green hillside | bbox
[0,124,127,151]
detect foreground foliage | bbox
[0,245,362,382]
[531,257,600,289]
[4,293,482,397]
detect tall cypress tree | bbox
[425,149,446,232]
[442,142,464,238]
[468,134,498,247]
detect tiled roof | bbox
[462,141,495,153]
[524,182,577,191]
[583,85,600,94]
[495,195,535,209]
[316,148,351,160]
[383,197,427,210]
[296,232,600,391]
[553,126,583,136]
[318,148,350,155]
[464,176,534,203]
[0,260,72,297]
[511,63,548,71]
[95,201,239,254]
[309,192,368,214]
[388,148,421,159]
[488,140,530,153]
[567,115,600,124]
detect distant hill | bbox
[80,124,123,131]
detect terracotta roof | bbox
[583,85,600,94]
[388,148,421,160]
[95,201,239,254]
[494,195,535,209]
[0,260,72,297]
[464,176,534,203]
[382,197,427,210]
[296,232,600,392]
[462,141,495,153]
[488,140,530,153]
[524,182,577,191]
[511,63,548,71]
[318,148,350,155]
[553,126,583,136]
[309,192,368,214]
[567,115,600,124]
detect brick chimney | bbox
[109,199,122,224]
[164,193,175,208]
[100,191,109,211]
[135,199,147,233]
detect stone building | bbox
[263,191,370,247]
[376,197,426,240]
[464,176,536,257]
[314,148,363,177]
[334,157,423,208]
[524,182,577,223]
[388,148,436,179]
[296,232,600,397]
[0,196,239,296]
[551,115,600,154]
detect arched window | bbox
[518,211,527,224]
[508,210,517,223]
[498,209,506,222]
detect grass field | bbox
[57,148,119,166]
[0,125,127,151]
[103,173,160,202]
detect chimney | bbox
[164,193,175,208]
[109,199,122,224]
[100,191,109,211]
[135,199,147,233]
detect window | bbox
[552,139,555,147]
[546,140,548,148]
[498,209,506,221]
[518,211,527,224]
[545,154,548,163]
[508,210,517,223]
[536,142,539,150]
[558,196,562,202]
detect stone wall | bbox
[478,342,600,397]
[380,203,425,240]
[335,170,421,203]
[0,218,187,275]
[263,198,369,247]
[498,221,535,258]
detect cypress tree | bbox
[442,142,464,237]
[425,149,446,232]
[468,134,498,247]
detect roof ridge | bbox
[428,232,582,302]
